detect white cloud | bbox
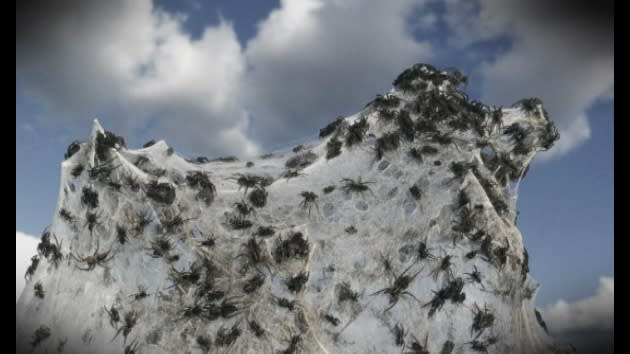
[542,276,614,334]
[243,0,433,145]
[16,231,40,303]
[18,0,611,159]
[18,0,433,155]
[17,0,258,157]
[445,0,613,159]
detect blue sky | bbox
[16,0,613,343]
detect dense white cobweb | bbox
[16,65,571,354]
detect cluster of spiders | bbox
[186,171,216,206]
[26,62,555,354]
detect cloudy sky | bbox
[16,0,612,349]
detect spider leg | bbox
[410,269,423,282]
[69,253,82,262]
[261,261,273,276]
[103,253,115,262]
[402,291,421,303]
[225,308,247,319]
[111,327,124,342]
[370,288,388,296]
[384,298,399,312]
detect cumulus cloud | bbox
[444,0,613,159]
[541,276,614,334]
[16,231,40,303]
[243,0,433,146]
[17,0,258,157]
[17,0,611,158]
[17,0,433,155]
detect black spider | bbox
[273,232,310,263]
[404,334,429,354]
[326,137,343,159]
[340,177,375,197]
[248,187,268,208]
[116,225,128,245]
[81,186,99,209]
[198,234,216,248]
[409,185,422,200]
[243,272,266,294]
[424,278,465,317]
[274,296,298,311]
[416,240,437,262]
[465,250,478,260]
[233,200,256,219]
[129,286,150,301]
[319,116,344,138]
[104,305,120,329]
[535,309,549,333]
[323,313,341,326]
[254,226,275,237]
[393,323,407,346]
[215,324,241,346]
[441,340,455,354]
[71,164,84,177]
[171,261,203,288]
[338,282,359,303]
[236,237,272,273]
[59,208,75,223]
[84,211,103,235]
[471,303,495,338]
[374,132,401,160]
[286,271,310,293]
[33,282,45,299]
[323,185,336,194]
[280,334,302,354]
[64,140,82,160]
[249,320,266,337]
[465,265,484,288]
[231,173,265,194]
[113,311,138,344]
[299,191,319,216]
[371,264,422,312]
[228,217,253,230]
[345,117,369,146]
[25,255,40,280]
[195,336,211,352]
[205,298,244,321]
[430,254,455,280]
[179,299,207,319]
[30,325,51,348]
